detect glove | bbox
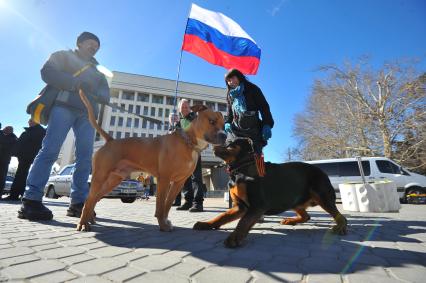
[262,125,272,141]
[224,123,232,133]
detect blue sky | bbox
[1,0,425,163]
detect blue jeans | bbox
[24,105,95,204]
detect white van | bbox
[305,157,426,202]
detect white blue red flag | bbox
[182,3,261,75]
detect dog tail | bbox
[79,89,113,142]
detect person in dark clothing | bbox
[224,68,274,153]
[169,99,205,212]
[1,120,46,201]
[0,126,18,197]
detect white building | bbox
[57,71,229,192]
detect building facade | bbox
[57,71,229,192]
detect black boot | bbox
[18,198,53,221]
[176,201,192,210]
[189,202,204,212]
[66,202,84,218]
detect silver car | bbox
[44,164,143,203]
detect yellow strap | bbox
[33,103,45,124]
[72,64,92,77]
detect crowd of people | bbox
[0,31,274,221]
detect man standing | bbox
[2,120,45,201]
[0,126,17,197]
[19,32,110,220]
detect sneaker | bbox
[189,203,204,212]
[18,198,53,221]
[66,202,84,218]
[176,201,192,210]
[1,196,20,201]
[172,201,181,206]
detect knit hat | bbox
[77,32,100,46]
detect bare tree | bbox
[294,59,425,172]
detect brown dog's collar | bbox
[177,129,203,153]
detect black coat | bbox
[0,131,17,162]
[225,81,274,129]
[15,124,46,163]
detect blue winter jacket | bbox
[40,49,110,116]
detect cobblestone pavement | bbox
[0,197,425,282]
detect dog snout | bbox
[217,131,227,145]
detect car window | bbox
[60,166,74,176]
[376,160,400,174]
[313,163,339,176]
[339,161,371,177]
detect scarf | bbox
[229,83,247,117]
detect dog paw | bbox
[193,221,214,230]
[224,231,245,248]
[76,223,91,232]
[159,222,173,232]
[331,225,347,235]
[280,218,297,225]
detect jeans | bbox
[23,106,95,204]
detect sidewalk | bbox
[0,197,425,282]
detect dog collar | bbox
[177,129,204,153]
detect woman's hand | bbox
[224,123,232,133]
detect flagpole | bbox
[172,4,192,117]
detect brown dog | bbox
[77,90,226,232]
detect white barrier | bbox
[339,181,400,212]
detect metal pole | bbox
[356,156,367,185]
[172,49,184,115]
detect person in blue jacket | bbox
[19,32,110,221]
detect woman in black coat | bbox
[224,68,274,154]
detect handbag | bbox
[26,63,93,125]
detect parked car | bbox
[305,157,426,202]
[44,164,143,203]
[2,175,14,195]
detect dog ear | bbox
[191,104,208,113]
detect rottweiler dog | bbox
[193,138,347,248]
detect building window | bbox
[108,131,114,137]
[149,122,154,129]
[120,103,125,113]
[149,134,153,138]
[164,121,170,131]
[116,131,122,139]
[166,96,175,105]
[128,105,133,113]
[137,93,149,102]
[141,133,146,138]
[110,116,116,126]
[112,102,118,112]
[136,105,141,115]
[122,91,135,101]
[133,133,138,137]
[152,95,164,104]
[193,100,203,105]
[165,109,170,119]
[142,120,147,129]
[158,108,163,117]
[206,101,216,110]
[218,103,227,112]
[150,107,156,117]
[118,117,123,127]
[126,117,132,127]
[125,132,130,138]
[134,118,139,128]
[143,106,149,116]
[110,89,119,98]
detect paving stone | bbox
[345,273,403,283]
[194,266,252,283]
[30,270,78,283]
[131,254,181,271]
[87,246,132,257]
[102,266,144,282]
[59,237,98,247]
[388,263,426,283]
[1,259,66,280]
[32,243,64,251]
[306,273,342,283]
[0,244,14,249]
[15,239,57,247]
[0,254,40,268]
[165,262,205,277]
[127,271,188,283]
[59,254,97,265]
[0,247,35,259]
[68,275,112,283]
[70,258,126,275]
[37,247,86,259]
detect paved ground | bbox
[0,197,425,282]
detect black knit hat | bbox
[77,32,100,46]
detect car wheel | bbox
[121,197,136,203]
[405,186,425,204]
[46,186,59,199]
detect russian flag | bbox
[182,3,261,75]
